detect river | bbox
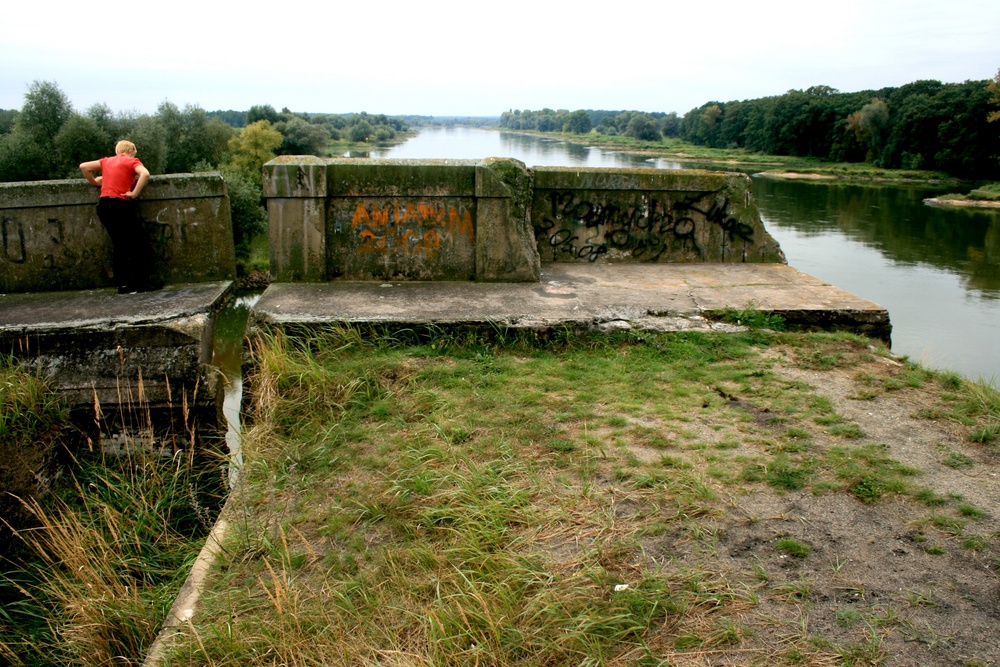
[370,127,1000,381]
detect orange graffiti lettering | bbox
[371,205,391,229]
[449,208,474,241]
[351,203,370,229]
[398,204,416,224]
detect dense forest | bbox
[499,75,1000,179]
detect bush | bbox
[220,165,268,265]
[969,182,1000,201]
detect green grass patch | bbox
[775,538,812,559]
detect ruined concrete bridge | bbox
[1,159,890,443]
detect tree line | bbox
[499,74,1000,179]
[0,82,413,265]
[0,85,411,183]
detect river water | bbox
[369,127,1000,381]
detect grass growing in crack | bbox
[711,302,786,331]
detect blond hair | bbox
[115,140,137,156]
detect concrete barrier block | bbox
[325,159,479,280]
[475,158,540,282]
[262,156,328,198]
[326,158,477,197]
[268,198,327,282]
[1,174,236,293]
[327,197,477,280]
[531,167,786,264]
[0,282,233,444]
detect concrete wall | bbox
[263,157,540,282]
[263,159,785,283]
[0,173,236,293]
[531,168,786,264]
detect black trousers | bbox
[96,197,158,292]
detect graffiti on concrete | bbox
[348,201,474,258]
[2,216,88,268]
[533,189,756,262]
[2,216,26,264]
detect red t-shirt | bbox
[99,153,144,199]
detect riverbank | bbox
[925,197,1000,209]
[924,183,1000,209]
[323,129,417,158]
[502,129,961,185]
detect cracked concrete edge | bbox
[142,496,234,666]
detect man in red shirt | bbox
[80,140,158,293]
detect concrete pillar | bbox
[475,158,540,282]
[262,156,328,282]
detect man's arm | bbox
[79,159,103,187]
[126,165,150,199]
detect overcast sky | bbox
[2,0,998,117]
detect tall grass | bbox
[960,377,1000,444]
[0,360,223,666]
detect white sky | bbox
[2,0,998,117]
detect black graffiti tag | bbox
[2,217,26,264]
[536,190,704,261]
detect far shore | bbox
[491,129,963,185]
[923,196,1000,209]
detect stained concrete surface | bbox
[0,281,234,419]
[251,263,891,343]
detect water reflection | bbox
[753,178,1000,297]
[211,293,259,486]
[372,126,662,168]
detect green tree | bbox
[247,104,281,125]
[988,69,1000,123]
[225,120,282,185]
[86,104,142,149]
[219,165,268,264]
[54,114,111,177]
[625,113,660,141]
[0,109,17,135]
[129,115,169,174]
[0,131,49,181]
[595,116,618,135]
[349,120,373,142]
[18,80,72,141]
[846,98,889,163]
[156,102,233,173]
[277,117,330,155]
[563,109,592,134]
[659,112,681,138]
[5,81,74,178]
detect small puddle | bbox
[210,293,259,487]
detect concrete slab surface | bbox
[252,264,891,342]
[1,281,235,414]
[0,282,233,333]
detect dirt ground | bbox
[699,351,998,666]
